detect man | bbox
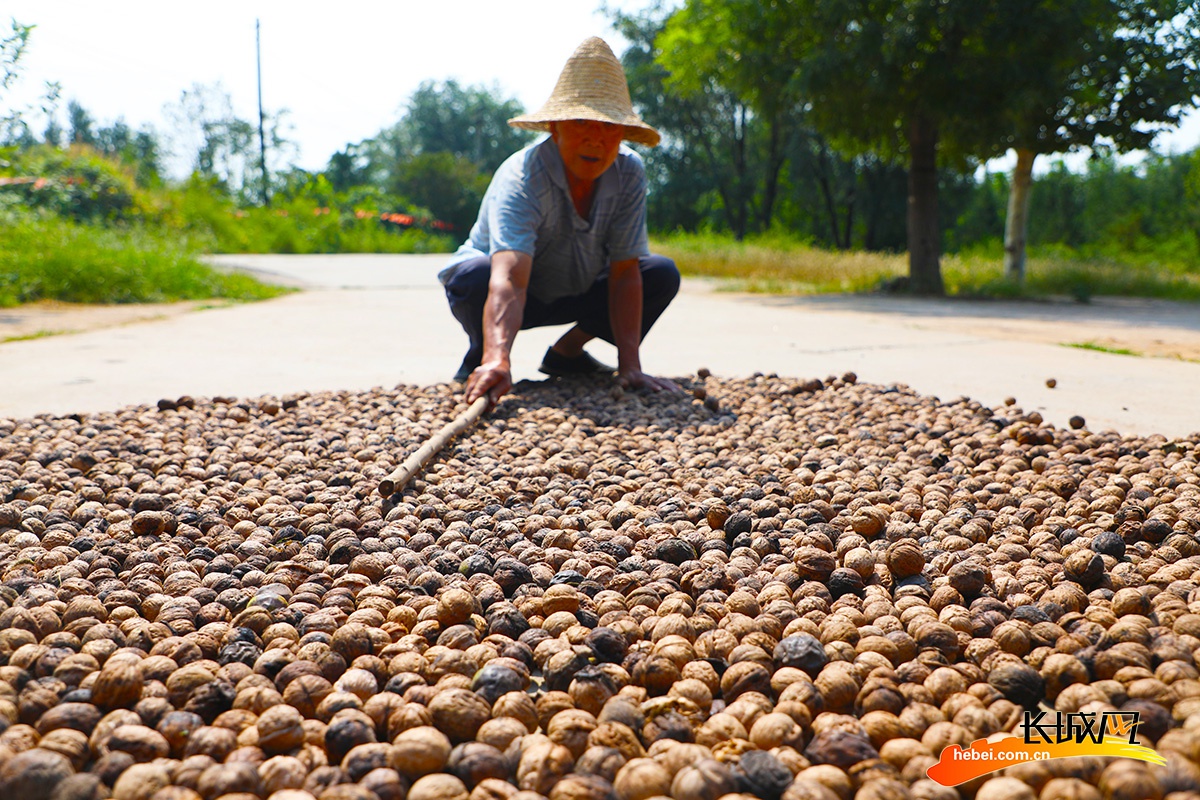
[437,37,681,409]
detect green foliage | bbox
[166,173,454,255]
[399,80,533,174]
[1,143,145,221]
[390,151,490,236]
[1002,0,1200,156]
[0,214,285,307]
[1,19,33,141]
[325,79,532,238]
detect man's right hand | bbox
[465,361,512,410]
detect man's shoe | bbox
[538,347,615,377]
[453,351,481,383]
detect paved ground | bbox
[1,253,1197,439]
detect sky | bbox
[4,1,661,174]
[6,2,1200,179]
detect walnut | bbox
[470,778,519,800]
[181,725,238,761]
[146,788,203,800]
[438,588,479,627]
[485,693,535,734]
[258,754,310,795]
[587,721,645,761]
[111,762,172,800]
[517,740,574,795]
[854,778,915,800]
[446,741,510,788]
[749,712,805,750]
[1038,778,1102,800]
[324,715,377,765]
[671,758,738,800]
[0,748,73,800]
[614,758,673,800]
[805,729,880,770]
[1097,761,1163,800]
[547,709,599,758]
[696,714,749,748]
[256,703,306,754]
[721,662,772,702]
[103,724,170,762]
[196,761,261,798]
[476,716,530,752]
[356,768,407,800]
[391,726,451,778]
[548,774,616,800]
[575,745,629,783]
[334,668,378,702]
[36,702,101,738]
[428,688,492,743]
[409,774,469,800]
[341,742,393,781]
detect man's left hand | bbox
[617,368,681,393]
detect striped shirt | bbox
[438,137,650,304]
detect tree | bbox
[784,1,1047,294]
[324,81,530,219]
[613,5,773,238]
[163,83,295,201]
[390,151,490,234]
[398,80,532,173]
[653,0,806,238]
[997,0,1200,282]
[67,99,95,146]
[1,19,32,144]
[1,19,59,147]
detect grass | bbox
[652,232,904,293]
[1064,341,1142,357]
[0,215,290,307]
[652,232,1200,302]
[2,329,69,343]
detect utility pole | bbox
[256,19,270,206]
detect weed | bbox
[1064,341,1142,357]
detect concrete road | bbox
[1,253,1197,439]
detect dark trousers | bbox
[444,254,681,363]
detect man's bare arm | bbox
[608,258,679,392]
[465,250,532,407]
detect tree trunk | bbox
[730,104,748,240]
[841,191,855,250]
[1003,148,1036,284]
[759,119,785,231]
[905,115,944,295]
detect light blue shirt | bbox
[438,137,650,304]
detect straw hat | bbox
[508,37,660,147]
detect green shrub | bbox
[0,144,149,222]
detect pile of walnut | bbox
[0,373,1198,800]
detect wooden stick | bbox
[378,396,490,496]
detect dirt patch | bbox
[913,315,1200,362]
[0,299,225,342]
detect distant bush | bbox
[0,144,147,222]
[168,176,455,255]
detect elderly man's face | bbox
[551,120,625,184]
